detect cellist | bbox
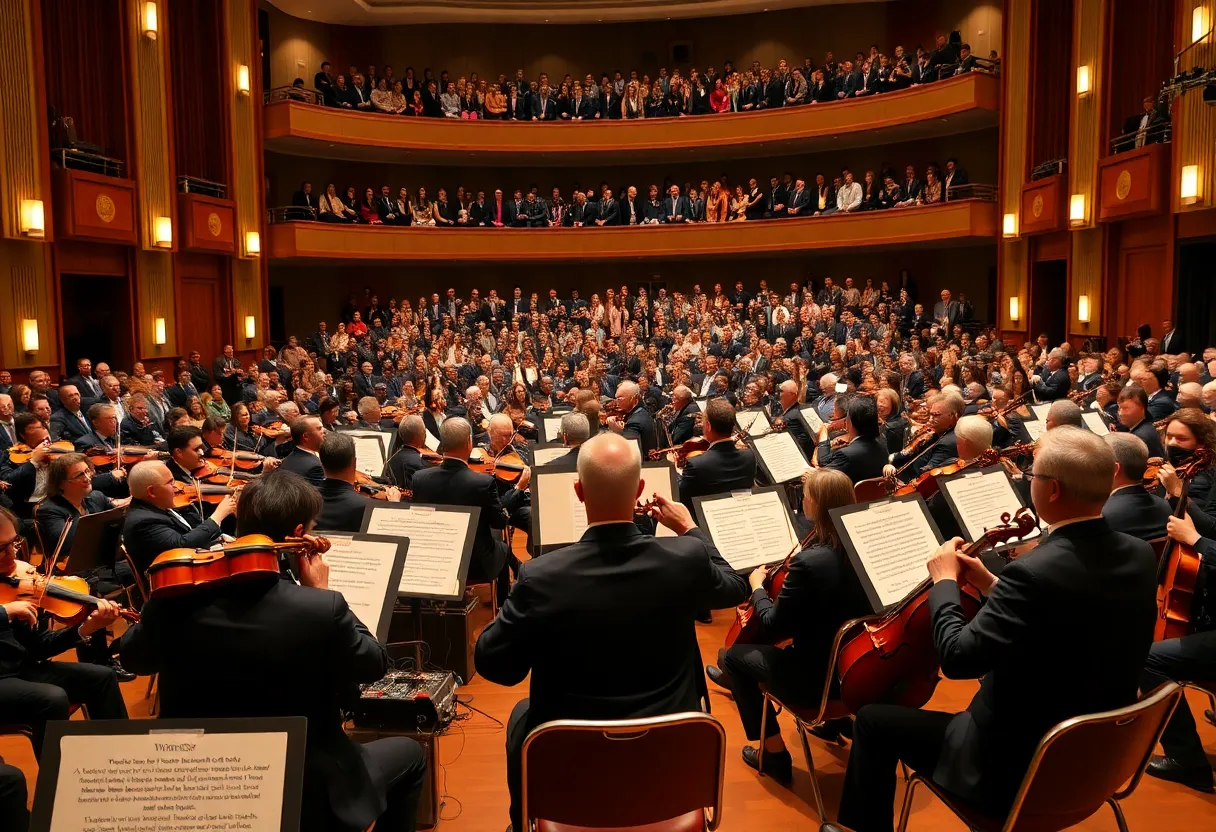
[708,468,868,780]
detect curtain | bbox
[1107,0,1175,145]
[169,0,228,183]
[1029,0,1075,170]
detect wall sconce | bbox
[19,199,45,237]
[154,317,167,345]
[153,216,172,248]
[244,315,256,340]
[1008,297,1020,323]
[1069,193,1087,225]
[236,64,251,96]
[21,319,39,353]
[244,230,260,256]
[1181,164,1200,203]
[142,1,158,39]
[1002,213,1018,238]
[1076,65,1091,96]
[1194,5,1210,43]
[1078,294,1091,323]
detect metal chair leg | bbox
[796,718,829,822]
[1107,797,1130,832]
[896,773,922,832]
[757,693,770,772]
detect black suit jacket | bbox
[1102,486,1172,541]
[116,578,393,831]
[619,404,658,458]
[49,408,91,443]
[409,458,508,582]
[121,499,223,573]
[280,447,325,488]
[816,435,888,484]
[926,518,1155,809]
[1146,391,1177,421]
[64,374,103,405]
[1129,419,1165,459]
[678,442,757,512]
[893,428,959,478]
[666,402,698,445]
[0,597,95,678]
[315,478,378,533]
[1032,368,1071,401]
[383,445,429,489]
[120,416,163,448]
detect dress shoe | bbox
[110,658,137,683]
[741,745,792,782]
[820,824,855,832]
[809,716,853,745]
[705,663,733,691]
[1145,755,1215,793]
[696,610,713,624]
[1205,708,1215,728]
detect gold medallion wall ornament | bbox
[208,212,222,236]
[1032,194,1044,218]
[95,194,116,223]
[1116,170,1132,201]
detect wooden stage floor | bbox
[5,600,1216,830]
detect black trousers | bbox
[721,643,822,741]
[505,698,532,832]
[0,758,27,832]
[0,661,128,757]
[1141,630,1216,767]
[365,737,427,832]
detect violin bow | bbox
[37,516,75,610]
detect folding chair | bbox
[896,682,1184,832]
[522,712,726,832]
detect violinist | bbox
[886,390,963,480]
[355,395,398,433]
[113,472,427,832]
[316,432,403,532]
[1155,408,1216,517]
[837,428,1157,832]
[875,388,907,456]
[1101,433,1172,540]
[710,468,867,778]
[1117,384,1165,458]
[119,393,166,447]
[383,415,434,489]
[548,411,592,467]
[677,399,756,513]
[224,402,263,453]
[198,415,227,453]
[0,414,58,514]
[776,380,814,458]
[279,416,326,487]
[121,461,234,573]
[665,385,699,445]
[923,415,996,540]
[813,395,888,483]
[421,385,447,442]
[480,414,535,551]
[0,504,129,760]
[317,396,342,432]
[74,403,129,496]
[606,380,658,458]
[1043,398,1083,429]
[987,387,1032,448]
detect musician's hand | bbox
[956,551,998,595]
[0,481,7,491]
[927,538,966,583]
[748,566,767,592]
[607,416,625,432]
[30,441,53,465]
[112,497,132,508]
[296,550,329,589]
[645,494,696,536]
[665,452,679,466]
[385,486,403,502]
[1158,464,1183,499]
[882,463,896,478]
[1168,513,1201,547]
[79,599,121,636]
[213,494,238,522]
[344,411,358,423]
[262,457,281,471]
[515,466,532,491]
[2,601,38,627]
[1030,375,1042,385]
[110,467,127,481]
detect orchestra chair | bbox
[895,682,1184,832]
[852,477,894,503]
[521,712,726,832]
[757,616,876,822]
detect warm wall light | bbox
[1002,212,1018,238]
[1078,295,1091,323]
[19,199,45,237]
[154,317,167,345]
[1194,5,1210,43]
[244,230,260,255]
[1069,193,1087,224]
[1008,297,1020,322]
[244,315,256,340]
[21,319,39,353]
[153,216,172,247]
[1181,164,1200,203]
[1076,65,1091,96]
[236,64,251,95]
[142,1,158,39]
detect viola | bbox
[724,529,817,648]
[467,446,528,483]
[0,559,139,625]
[1154,448,1215,642]
[5,440,75,464]
[172,480,241,508]
[836,508,1038,714]
[147,534,330,599]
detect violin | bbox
[724,529,816,648]
[0,559,140,625]
[206,447,268,470]
[894,442,1037,500]
[1154,448,1215,642]
[4,440,75,464]
[467,446,528,483]
[836,508,1038,714]
[172,480,241,508]
[251,420,287,438]
[147,534,331,599]
[192,461,257,484]
[83,445,167,468]
[648,436,710,467]
[1143,457,1165,489]
[354,471,395,500]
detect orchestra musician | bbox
[115,472,427,832]
[677,398,756,513]
[1101,433,1172,540]
[121,460,234,572]
[383,415,433,488]
[875,388,908,456]
[318,397,342,431]
[923,415,997,541]
[606,380,659,457]
[480,414,534,551]
[547,411,592,466]
[316,431,403,531]
[279,415,326,487]
[665,385,699,445]
[813,395,888,483]
[0,757,25,832]
[474,432,749,832]
[777,379,814,459]
[886,390,964,479]
[1117,384,1165,459]
[710,468,868,777]
[1155,408,1216,519]
[836,427,1157,832]
[224,402,264,453]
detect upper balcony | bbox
[263,73,1000,167]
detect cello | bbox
[1154,448,1214,642]
[835,508,1038,714]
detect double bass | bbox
[1154,448,1215,642]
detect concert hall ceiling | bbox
[266,0,892,25]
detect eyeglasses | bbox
[67,470,92,482]
[1023,472,1055,482]
[0,535,22,553]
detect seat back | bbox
[522,712,725,830]
[1003,683,1182,832]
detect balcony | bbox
[263,73,1000,166]
[266,198,998,264]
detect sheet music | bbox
[1029,402,1052,422]
[798,403,824,433]
[940,469,1039,545]
[346,434,387,477]
[694,398,708,411]
[699,490,798,570]
[321,535,403,637]
[364,505,470,597]
[751,430,809,483]
[534,466,675,546]
[1021,418,1046,441]
[837,499,940,607]
[533,446,573,466]
[1081,411,1109,435]
[736,409,771,437]
[346,429,392,459]
[542,416,566,442]
[423,430,440,451]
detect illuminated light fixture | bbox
[19,199,45,237]
[244,315,256,340]
[237,64,251,95]
[1181,164,1200,203]
[1002,212,1018,238]
[154,317,167,345]
[1194,5,1210,43]
[1076,65,1091,96]
[244,230,260,255]
[142,1,158,39]
[152,215,172,247]
[1069,193,1087,225]
[1008,297,1020,323]
[1078,294,1091,323]
[21,319,39,353]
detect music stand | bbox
[58,505,127,576]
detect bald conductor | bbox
[475,432,748,832]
